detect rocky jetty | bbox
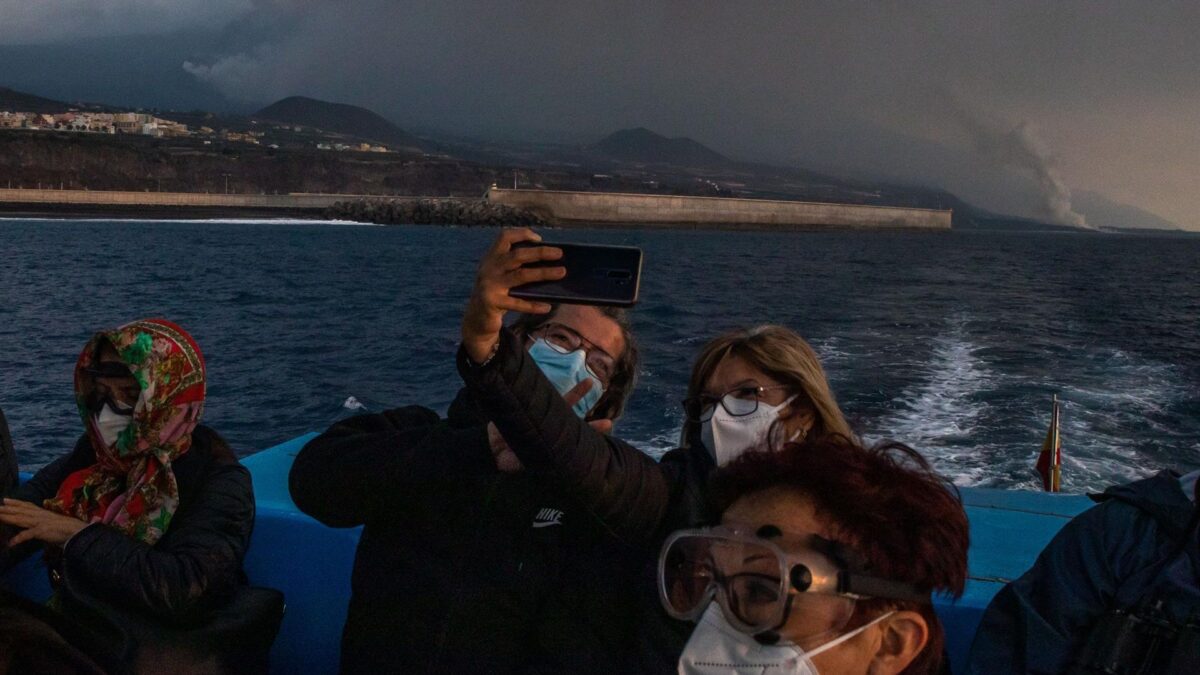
[326,198,549,227]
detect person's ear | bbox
[777,399,816,438]
[868,611,928,675]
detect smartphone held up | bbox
[510,242,643,308]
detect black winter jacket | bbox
[289,390,643,675]
[966,470,1200,674]
[458,328,717,673]
[2,425,255,627]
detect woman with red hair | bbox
[1,319,259,671]
[662,436,970,674]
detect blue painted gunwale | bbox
[3,434,1095,674]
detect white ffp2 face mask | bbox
[678,604,895,675]
[94,403,133,448]
[700,395,796,466]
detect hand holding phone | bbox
[462,228,565,363]
[461,229,643,365]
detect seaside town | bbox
[0,108,392,153]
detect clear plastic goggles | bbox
[658,525,928,645]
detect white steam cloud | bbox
[962,115,1090,229]
[160,3,1197,229]
[183,49,286,103]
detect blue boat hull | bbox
[3,434,1095,674]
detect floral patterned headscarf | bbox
[45,319,206,545]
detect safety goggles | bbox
[82,361,139,413]
[658,526,928,641]
[83,362,134,379]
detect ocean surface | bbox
[1,218,1197,492]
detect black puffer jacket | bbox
[459,328,715,549]
[3,425,255,626]
[458,327,717,673]
[289,390,643,675]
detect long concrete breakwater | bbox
[487,187,952,230]
[0,187,953,230]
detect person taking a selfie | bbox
[289,228,644,674]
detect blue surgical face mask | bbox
[528,338,605,418]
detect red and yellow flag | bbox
[1035,395,1062,492]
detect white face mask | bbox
[94,403,133,448]
[678,603,895,675]
[701,395,797,466]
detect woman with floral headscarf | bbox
[0,319,256,663]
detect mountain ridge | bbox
[590,127,729,167]
[0,86,75,113]
[1073,190,1181,231]
[253,96,425,151]
[2,84,1144,231]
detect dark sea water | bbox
[1,218,1197,492]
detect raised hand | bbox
[564,379,613,434]
[462,228,564,364]
[487,423,524,473]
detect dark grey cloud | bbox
[3,1,1198,229]
[0,0,258,43]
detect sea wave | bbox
[867,319,996,486]
[5,221,1198,491]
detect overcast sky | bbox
[3,1,1197,229]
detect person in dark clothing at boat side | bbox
[0,319,259,673]
[965,467,1200,675]
[289,229,643,674]
[459,230,854,673]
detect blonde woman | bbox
[683,324,852,465]
[458,230,853,672]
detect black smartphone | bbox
[510,242,643,307]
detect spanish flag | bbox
[1035,395,1062,492]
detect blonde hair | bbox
[687,325,852,441]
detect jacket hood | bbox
[1095,470,1196,539]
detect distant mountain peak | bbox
[591,127,729,167]
[1073,190,1182,232]
[253,96,423,150]
[0,86,74,113]
[619,126,663,137]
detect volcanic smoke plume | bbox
[966,117,1089,228]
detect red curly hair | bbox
[709,435,970,674]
